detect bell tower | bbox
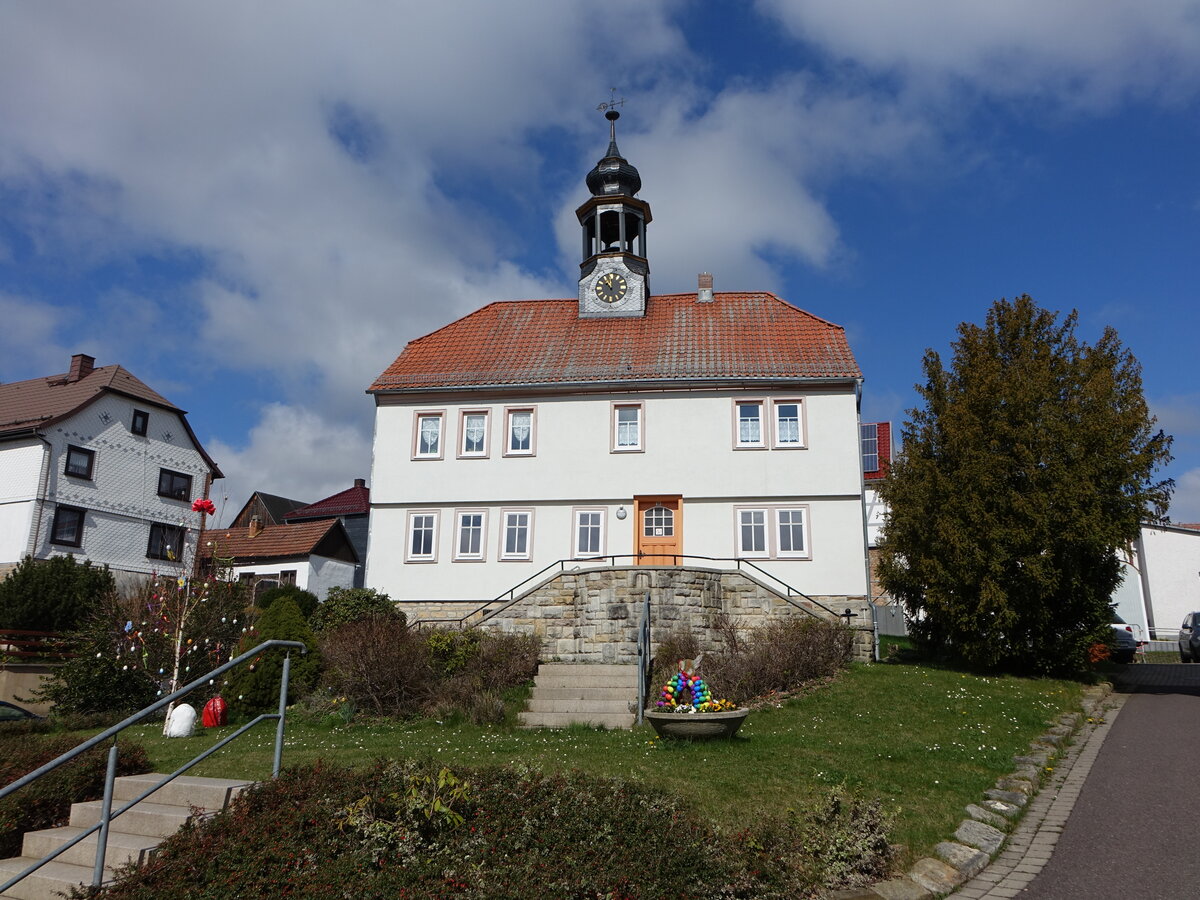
[577,104,651,318]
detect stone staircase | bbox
[0,773,252,900]
[518,663,640,730]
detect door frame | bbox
[634,494,683,565]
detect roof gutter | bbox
[368,375,863,398]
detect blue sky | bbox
[1,1,1198,523]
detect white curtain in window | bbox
[739,405,761,444]
[510,411,531,450]
[776,404,800,444]
[464,414,486,452]
[419,417,440,454]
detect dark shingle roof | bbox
[369,292,861,393]
[0,365,177,433]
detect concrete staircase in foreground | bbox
[0,773,252,900]
[518,662,640,730]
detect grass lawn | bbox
[100,660,1082,863]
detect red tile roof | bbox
[285,482,370,520]
[0,360,222,477]
[863,421,892,482]
[369,292,861,393]
[200,519,348,562]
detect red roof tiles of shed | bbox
[285,481,370,520]
[200,519,345,562]
[369,292,861,393]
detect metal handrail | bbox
[636,592,651,725]
[433,554,851,630]
[0,639,306,895]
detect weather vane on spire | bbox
[597,88,625,113]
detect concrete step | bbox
[21,826,158,870]
[111,773,250,810]
[517,711,634,729]
[525,698,634,714]
[533,674,638,689]
[0,857,109,900]
[0,773,257,900]
[536,663,638,677]
[531,686,645,701]
[69,800,191,839]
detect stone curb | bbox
[831,682,1117,900]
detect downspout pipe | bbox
[853,378,878,661]
[27,436,54,559]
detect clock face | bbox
[594,272,628,303]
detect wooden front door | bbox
[635,496,682,565]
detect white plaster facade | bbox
[0,390,216,580]
[367,385,869,608]
[1132,523,1200,638]
[226,556,355,600]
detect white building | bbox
[366,111,870,623]
[198,517,359,601]
[1113,522,1200,641]
[0,354,220,583]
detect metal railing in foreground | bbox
[0,639,306,895]
[635,592,651,725]
[410,554,846,632]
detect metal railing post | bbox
[91,741,119,887]
[274,651,292,777]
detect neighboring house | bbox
[0,354,221,584]
[230,491,309,529]
[366,111,870,622]
[1113,522,1200,640]
[283,479,370,588]
[861,422,893,604]
[199,517,358,600]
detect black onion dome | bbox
[585,111,641,197]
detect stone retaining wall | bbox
[403,566,872,663]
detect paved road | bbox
[1019,664,1200,899]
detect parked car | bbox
[0,700,40,722]
[1178,612,1200,663]
[1111,615,1139,664]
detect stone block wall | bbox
[404,566,872,663]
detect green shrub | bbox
[319,618,436,717]
[26,590,161,715]
[0,734,150,858]
[651,616,854,706]
[424,628,481,676]
[226,598,320,715]
[737,786,894,895]
[89,760,753,899]
[255,585,318,619]
[0,554,114,632]
[310,587,404,634]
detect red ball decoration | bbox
[201,696,228,728]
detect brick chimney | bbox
[697,273,713,303]
[68,354,95,382]
[248,515,263,538]
[354,478,366,488]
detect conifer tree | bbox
[877,295,1173,675]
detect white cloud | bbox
[204,403,372,523]
[1170,468,1200,523]
[554,77,934,294]
[758,0,1200,109]
[0,1,684,424]
[0,293,69,378]
[1151,393,1200,443]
